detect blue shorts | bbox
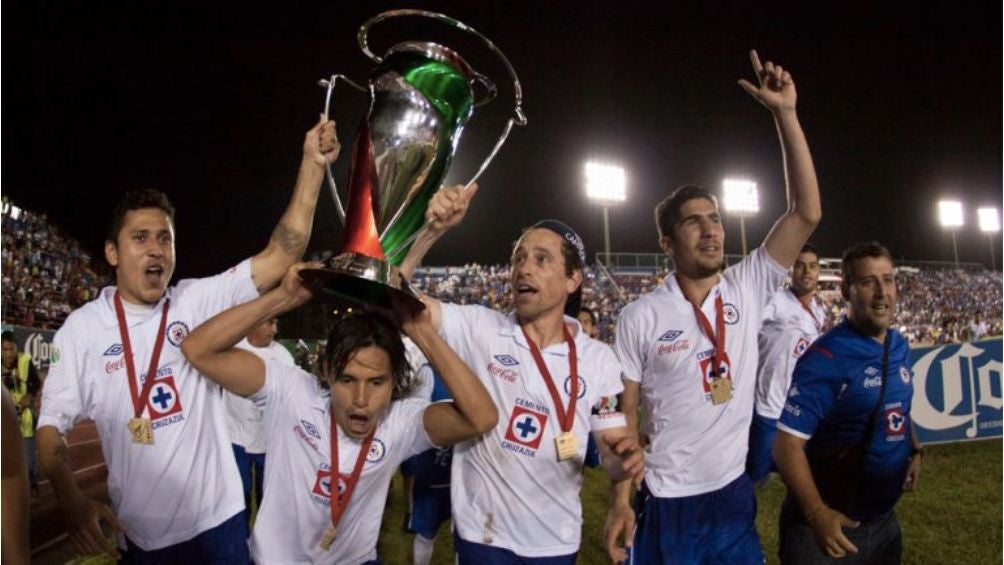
[120,511,249,564]
[454,531,577,564]
[630,475,763,564]
[406,484,451,539]
[745,413,778,484]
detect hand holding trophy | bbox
[300,10,526,309]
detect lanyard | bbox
[691,294,727,380]
[113,292,171,418]
[328,415,375,533]
[792,289,822,333]
[521,324,578,433]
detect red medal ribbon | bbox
[691,293,728,382]
[328,415,375,533]
[792,289,822,333]
[113,291,171,418]
[521,324,578,433]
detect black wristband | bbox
[910,446,924,458]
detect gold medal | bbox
[709,377,733,405]
[555,431,578,461]
[319,525,338,550]
[127,417,153,444]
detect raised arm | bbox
[182,263,318,396]
[738,50,821,268]
[398,183,479,331]
[395,296,496,446]
[249,118,339,292]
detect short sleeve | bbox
[613,304,646,383]
[250,358,309,412]
[730,247,787,310]
[777,346,843,440]
[392,398,435,458]
[175,259,258,326]
[38,324,87,434]
[439,303,496,363]
[588,346,627,432]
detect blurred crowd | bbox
[1,202,1000,345]
[1,199,105,330]
[413,263,1003,346]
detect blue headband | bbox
[532,219,586,266]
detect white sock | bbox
[413,533,436,565]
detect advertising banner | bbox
[911,338,1002,444]
[1,324,57,371]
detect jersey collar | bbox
[96,286,171,328]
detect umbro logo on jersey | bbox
[658,330,683,342]
[300,420,321,440]
[494,354,520,366]
[103,344,124,356]
[864,366,880,376]
[863,376,882,388]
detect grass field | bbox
[376,439,1002,564]
[63,439,1000,564]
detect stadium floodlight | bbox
[585,161,627,266]
[978,207,1000,233]
[938,200,964,228]
[978,207,1000,271]
[938,200,964,267]
[722,178,759,256]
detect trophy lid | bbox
[385,41,478,83]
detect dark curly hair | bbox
[321,309,412,400]
[106,188,176,245]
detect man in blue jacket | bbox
[774,241,923,563]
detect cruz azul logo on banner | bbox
[910,338,1002,443]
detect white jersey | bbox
[224,339,296,453]
[615,247,785,498]
[248,360,433,565]
[755,289,826,419]
[403,337,435,401]
[440,304,627,557]
[38,260,256,550]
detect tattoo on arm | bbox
[270,223,305,257]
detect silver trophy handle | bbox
[363,10,528,261]
[317,74,367,225]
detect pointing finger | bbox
[749,49,763,75]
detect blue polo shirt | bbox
[778,321,913,521]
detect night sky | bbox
[6,1,1001,280]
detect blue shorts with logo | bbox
[406,483,451,539]
[745,413,779,484]
[630,474,763,564]
[454,531,577,564]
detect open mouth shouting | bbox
[144,264,166,287]
[346,412,372,436]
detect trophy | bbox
[300,10,526,308]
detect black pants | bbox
[779,496,902,565]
